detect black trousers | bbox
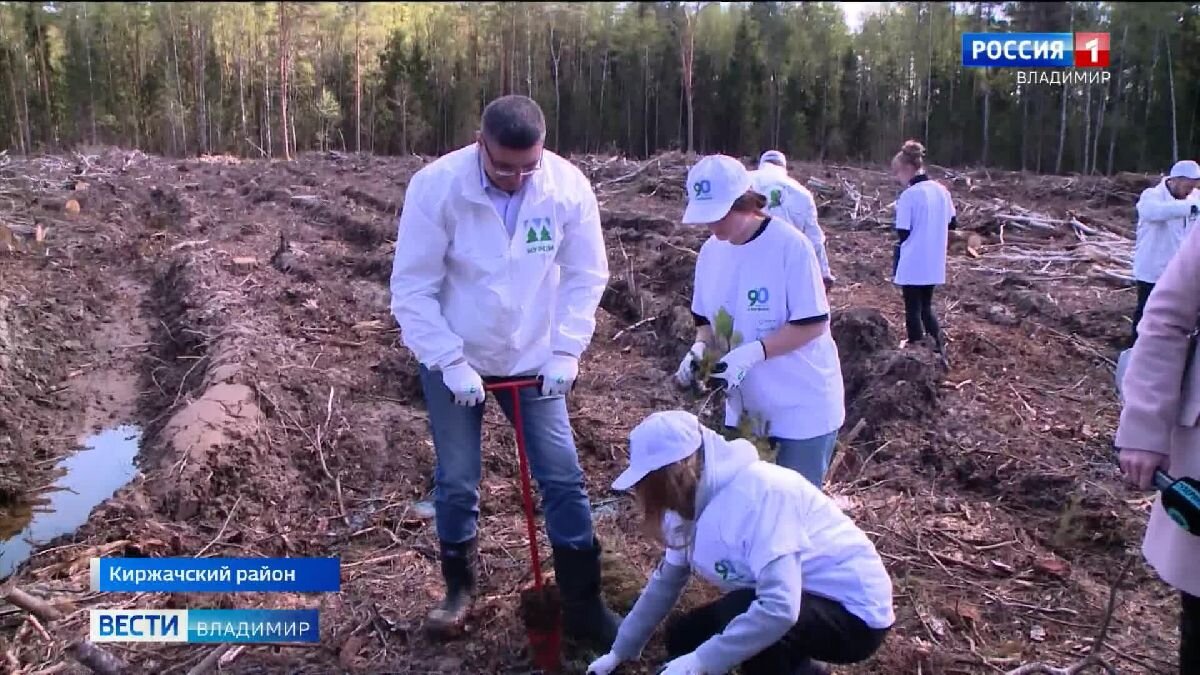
[901,285,941,347]
[1184,592,1200,674]
[1131,281,1155,346]
[664,589,890,674]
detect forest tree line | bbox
[1,2,1198,174]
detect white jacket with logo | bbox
[750,165,832,279]
[1134,179,1199,283]
[389,144,609,376]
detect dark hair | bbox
[729,190,768,216]
[481,95,546,149]
[895,140,926,170]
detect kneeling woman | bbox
[588,411,894,675]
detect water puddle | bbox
[0,424,141,580]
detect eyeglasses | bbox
[480,140,543,178]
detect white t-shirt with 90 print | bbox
[692,218,845,440]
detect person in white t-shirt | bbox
[673,154,845,488]
[890,140,956,361]
[749,150,834,290]
[586,411,894,675]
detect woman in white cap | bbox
[586,410,894,675]
[673,154,845,488]
[1130,159,1200,345]
[890,140,956,360]
[749,150,834,290]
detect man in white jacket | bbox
[389,95,620,648]
[750,150,834,289]
[1131,159,1200,345]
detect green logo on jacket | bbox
[769,188,783,208]
[524,218,555,254]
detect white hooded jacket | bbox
[1133,178,1200,283]
[749,164,832,279]
[389,144,609,376]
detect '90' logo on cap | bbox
[693,179,712,199]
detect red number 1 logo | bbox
[1074,32,1110,68]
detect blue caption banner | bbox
[90,609,319,643]
[90,557,341,593]
[962,32,1073,68]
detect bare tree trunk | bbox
[1107,24,1128,175]
[168,5,187,153]
[82,4,97,144]
[1140,30,1161,171]
[354,3,362,153]
[1055,5,1073,174]
[1091,78,1108,175]
[1082,82,1092,174]
[680,5,696,154]
[278,1,290,160]
[981,69,990,165]
[1165,32,1179,163]
[238,52,248,155]
[1020,89,1029,171]
[6,47,26,154]
[924,1,933,143]
[549,22,561,147]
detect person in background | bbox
[1130,160,1200,345]
[586,411,894,675]
[389,95,620,649]
[750,150,834,290]
[673,155,845,488]
[890,140,956,362]
[1116,223,1200,674]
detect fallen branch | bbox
[186,644,232,675]
[3,587,63,622]
[613,316,657,340]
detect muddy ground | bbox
[0,147,1178,674]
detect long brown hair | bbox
[634,449,703,548]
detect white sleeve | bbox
[792,187,831,278]
[389,171,465,369]
[786,236,830,322]
[550,177,610,357]
[895,189,915,231]
[1137,188,1195,223]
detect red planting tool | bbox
[483,377,561,673]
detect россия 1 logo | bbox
[962,32,1109,68]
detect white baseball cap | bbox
[759,150,787,168]
[681,155,752,225]
[612,411,704,491]
[1169,160,1200,180]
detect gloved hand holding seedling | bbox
[677,307,774,461]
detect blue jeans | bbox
[418,365,595,549]
[773,430,840,487]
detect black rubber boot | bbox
[552,538,621,652]
[425,538,477,638]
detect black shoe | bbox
[552,537,622,652]
[426,538,477,638]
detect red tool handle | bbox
[484,378,544,588]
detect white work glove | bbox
[440,361,485,406]
[537,354,578,397]
[710,341,766,391]
[674,341,707,387]
[659,652,705,674]
[586,652,622,675]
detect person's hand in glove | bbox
[538,353,579,397]
[658,652,705,675]
[586,652,623,675]
[441,361,485,406]
[674,341,707,387]
[709,341,765,390]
